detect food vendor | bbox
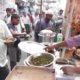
[34,9,55,42]
[45,34,80,75]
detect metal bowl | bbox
[24,53,54,67]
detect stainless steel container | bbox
[38,30,56,45]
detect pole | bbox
[61,0,76,58]
[39,0,42,33]
[40,0,42,12]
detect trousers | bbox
[0,65,9,80]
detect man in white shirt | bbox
[4,8,12,24]
[21,12,32,34]
[0,20,13,80]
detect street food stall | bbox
[5,40,80,80]
[5,0,80,80]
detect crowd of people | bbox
[0,4,80,79]
[0,7,32,80]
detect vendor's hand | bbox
[44,46,54,53]
[61,66,77,75]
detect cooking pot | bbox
[38,30,56,45]
[24,53,54,67]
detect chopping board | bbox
[6,66,55,80]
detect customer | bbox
[45,35,80,75]
[4,8,11,24]
[57,9,63,27]
[0,20,13,80]
[7,14,26,69]
[34,11,45,27]
[58,9,63,19]
[21,12,32,34]
[34,9,55,42]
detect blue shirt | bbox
[8,23,17,32]
[65,35,80,48]
[7,23,20,38]
[35,19,55,33]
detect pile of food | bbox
[28,53,54,66]
[4,38,16,43]
[39,30,55,37]
[73,49,80,60]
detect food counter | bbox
[55,49,80,80]
[9,41,79,80]
[6,48,80,80]
[6,66,55,80]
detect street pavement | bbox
[17,31,35,66]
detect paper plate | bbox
[18,41,46,54]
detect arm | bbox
[9,28,26,37]
[51,41,68,48]
[75,67,80,74]
[45,41,68,52]
[45,35,80,51]
[61,66,80,75]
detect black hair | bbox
[59,9,63,12]
[11,14,20,20]
[6,8,11,12]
